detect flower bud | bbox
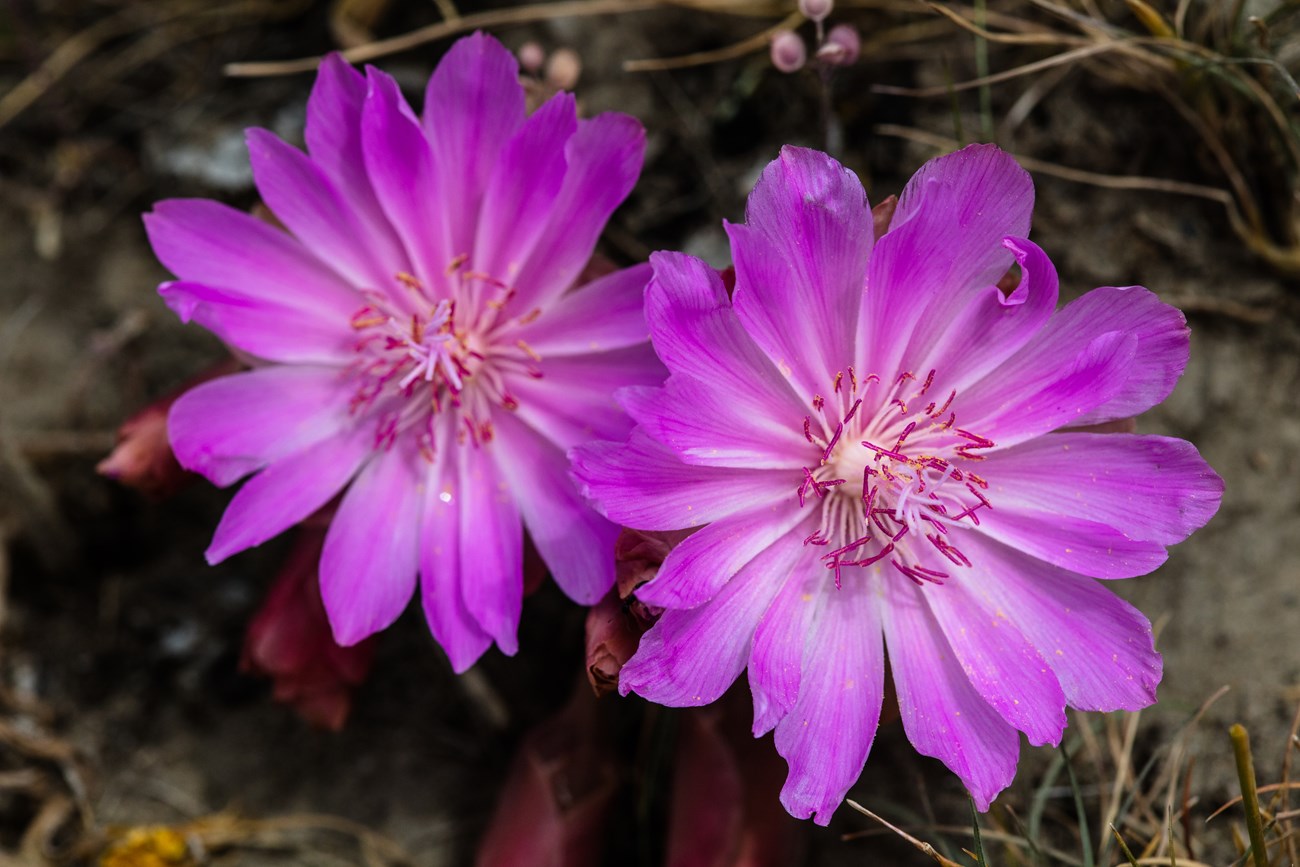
[798,0,833,22]
[518,41,545,74]
[821,23,861,65]
[545,48,582,90]
[769,30,806,74]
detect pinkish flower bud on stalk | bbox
[545,48,582,89]
[818,23,861,66]
[797,0,833,22]
[769,30,806,74]
[517,41,545,74]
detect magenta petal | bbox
[774,583,884,826]
[159,281,353,365]
[644,252,806,419]
[572,430,794,530]
[978,433,1222,546]
[956,330,1136,448]
[319,441,421,646]
[512,263,652,357]
[730,146,870,394]
[970,509,1169,579]
[492,411,618,604]
[908,237,1058,391]
[954,532,1163,712]
[880,577,1019,811]
[1034,286,1189,425]
[635,504,809,609]
[205,428,373,565]
[474,92,577,280]
[420,418,492,673]
[513,113,646,308]
[859,143,1033,377]
[246,127,407,292]
[456,441,523,655]
[748,562,820,736]
[423,31,525,253]
[361,67,452,295]
[619,533,804,706]
[920,573,1067,746]
[507,343,665,451]
[168,365,354,486]
[143,199,359,312]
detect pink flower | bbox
[144,32,663,670]
[241,523,374,731]
[573,144,1223,822]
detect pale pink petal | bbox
[880,576,1019,810]
[206,427,373,565]
[143,199,359,313]
[859,143,1033,378]
[319,440,421,645]
[511,264,652,357]
[953,531,1163,712]
[571,431,795,531]
[422,31,526,253]
[456,441,523,655]
[635,503,809,609]
[361,67,453,295]
[920,570,1067,745]
[473,92,577,281]
[774,582,884,826]
[729,146,870,395]
[491,411,618,604]
[168,365,354,486]
[977,433,1222,545]
[246,127,407,292]
[748,560,821,736]
[159,281,354,365]
[619,532,805,706]
[512,113,645,309]
[420,416,493,673]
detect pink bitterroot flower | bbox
[573,144,1224,823]
[144,32,664,671]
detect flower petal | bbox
[774,581,884,826]
[422,31,526,254]
[143,199,359,313]
[1030,286,1190,425]
[168,365,355,486]
[512,113,645,308]
[361,67,453,295]
[729,146,870,395]
[319,440,421,645]
[880,576,1019,810]
[246,127,407,293]
[159,281,353,365]
[473,92,577,281]
[859,143,1033,378]
[968,509,1169,579]
[205,427,373,565]
[748,560,821,736]
[977,432,1223,546]
[511,263,652,357]
[919,570,1067,746]
[619,532,804,706]
[420,416,493,673]
[953,531,1163,712]
[572,430,794,531]
[635,503,809,609]
[456,440,523,655]
[491,411,618,604]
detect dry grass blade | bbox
[1206,782,1300,821]
[623,11,801,71]
[873,40,1124,97]
[924,2,1087,46]
[844,800,966,867]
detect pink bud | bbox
[821,23,861,65]
[518,41,545,74]
[545,48,582,90]
[798,0,833,22]
[241,525,376,731]
[769,30,806,74]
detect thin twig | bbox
[624,11,801,71]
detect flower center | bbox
[344,267,543,451]
[795,367,995,589]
